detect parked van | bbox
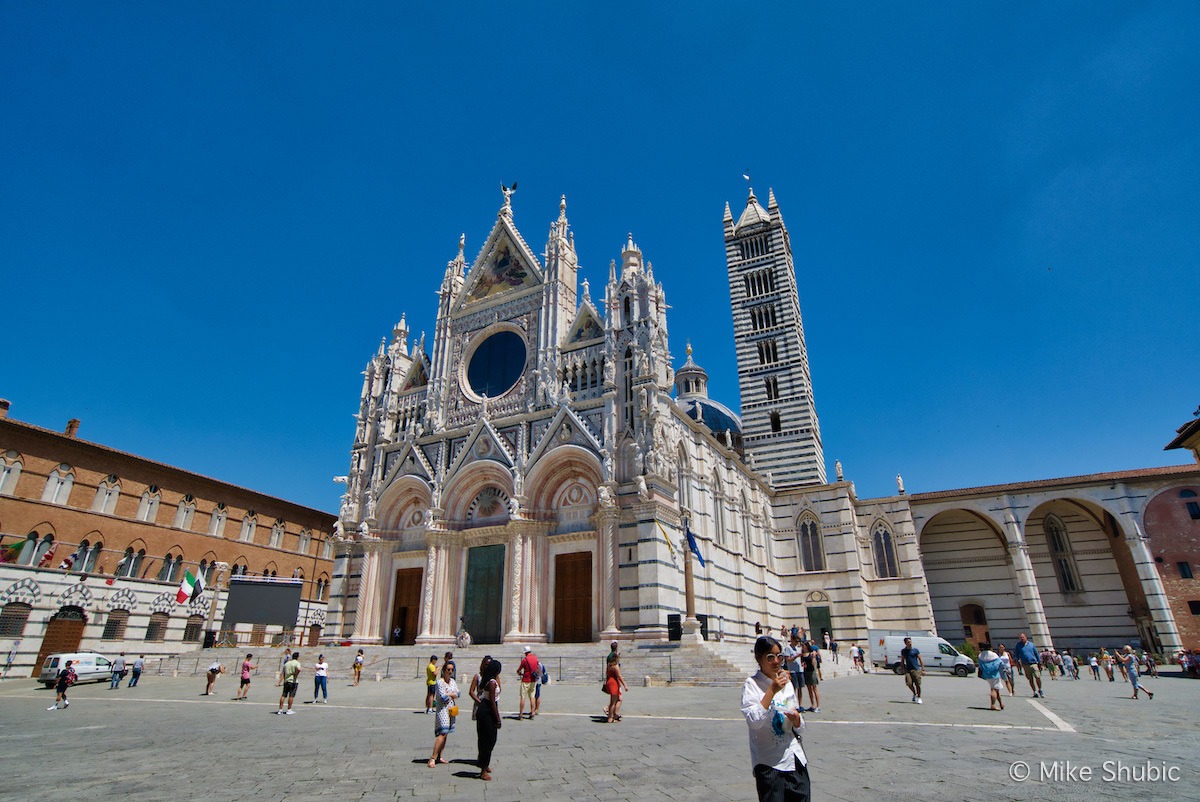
[38,652,113,688]
[866,631,975,677]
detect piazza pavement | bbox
[0,660,1195,801]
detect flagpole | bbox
[680,513,702,643]
[204,562,229,648]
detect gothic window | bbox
[157,553,175,581]
[770,411,782,433]
[81,541,103,573]
[623,347,634,424]
[764,376,780,400]
[0,452,21,495]
[136,487,161,522]
[144,611,169,642]
[208,504,228,537]
[872,524,900,578]
[1044,514,1082,594]
[0,602,32,638]
[797,515,825,572]
[270,519,285,548]
[676,447,691,511]
[240,512,258,543]
[321,537,333,559]
[41,464,74,505]
[756,339,779,366]
[1181,490,1200,520]
[297,528,312,554]
[182,615,205,643]
[623,297,632,324]
[712,473,726,546]
[31,534,55,566]
[316,577,327,600]
[741,492,753,555]
[92,475,120,514]
[102,609,130,640]
[173,495,197,530]
[120,547,146,577]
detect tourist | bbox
[740,636,809,801]
[110,652,126,689]
[829,638,839,664]
[204,660,224,695]
[475,658,502,781]
[235,653,258,700]
[429,660,459,768]
[469,656,493,720]
[48,659,76,711]
[1011,633,1044,698]
[313,654,329,703]
[782,634,803,695]
[1120,646,1154,700]
[604,652,629,723]
[534,656,547,717]
[1100,648,1114,681]
[977,644,1003,710]
[276,651,301,714]
[129,654,144,687]
[425,655,438,713]
[443,651,456,680]
[352,649,365,686]
[517,646,539,720]
[995,644,1014,697]
[900,636,924,704]
[1088,653,1100,680]
[800,642,821,713]
[603,642,619,719]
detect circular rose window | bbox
[466,330,526,398]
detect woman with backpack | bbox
[49,659,76,711]
[977,645,1004,711]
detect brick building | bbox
[0,401,336,675]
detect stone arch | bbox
[307,608,327,627]
[107,587,138,612]
[187,594,209,617]
[0,577,42,606]
[525,444,603,514]
[377,475,433,533]
[150,591,176,614]
[442,460,514,524]
[58,582,94,609]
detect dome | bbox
[675,397,744,453]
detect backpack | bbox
[540,663,549,684]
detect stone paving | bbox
[1,665,1195,801]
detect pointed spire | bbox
[767,188,778,209]
[723,201,733,222]
[377,337,387,358]
[609,258,617,283]
[621,233,642,274]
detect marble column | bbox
[1118,499,1182,655]
[503,530,524,641]
[351,542,384,644]
[1000,500,1052,647]
[415,543,439,644]
[594,499,621,640]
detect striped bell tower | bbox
[723,187,826,487]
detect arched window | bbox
[0,451,22,495]
[203,560,216,584]
[173,495,196,530]
[316,577,327,600]
[81,541,103,573]
[0,602,32,638]
[270,519,285,548]
[208,503,228,537]
[136,487,161,522]
[32,534,55,566]
[92,475,120,514]
[623,347,634,424]
[182,615,205,643]
[144,611,169,642]
[1181,490,1200,520]
[239,512,258,543]
[297,529,312,554]
[770,411,782,433]
[712,473,726,546]
[676,447,691,511]
[12,533,38,565]
[1044,514,1082,594]
[872,523,900,578]
[119,547,146,578]
[41,464,74,505]
[623,296,632,323]
[102,609,130,640]
[157,553,176,581]
[741,492,753,555]
[797,515,825,572]
[320,537,333,559]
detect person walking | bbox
[352,649,364,686]
[829,638,838,664]
[977,644,1004,710]
[474,659,502,781]
[1012,633,1044,698]
[800,642,821,713]
[312,654,329,703]
[235,653,258,700]
[425,654,439,714]
[604,652,629,723]
[1089,653,1100,680]
[110,652,127,689]
[900,636,924,704]
[49,659,77,711]
[428,660,460,768]
[516,646,539,720]
[129,655,144,688]
[995,644,1015,697]
[740,636,810,802]
[276,651,301,714]
[1120,646,1154,700]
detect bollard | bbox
[172,669,178,678]
[643,675,651,686]
[375,672,382,682]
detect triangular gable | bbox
[566,299,605,344]
[527,405,603,466]
[458,216,544,309]
[419,443,443,475]
[399,352,430,392]
[447,418,516,479]
[381,442,434,488]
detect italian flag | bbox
[176,569,206,604]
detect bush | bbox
[958,641,978,661]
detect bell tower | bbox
[724,187,826,486]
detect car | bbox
[38,652,114,688]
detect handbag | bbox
[448,704,459,717]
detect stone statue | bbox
[508,496,522,518]
[896,474,905,495]
[835,460,843,482]
[603,358,615,385]
[597,485,615,508]
[357,520,370,538]
[636,476,649,501]
[332,520,345,540]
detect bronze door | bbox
[554,552,592,642]
[391,567,423,645]
[463,545,505,644]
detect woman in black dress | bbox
[475,659,502,780]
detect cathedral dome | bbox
[674,343,743,453]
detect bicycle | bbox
[455,617,472,649]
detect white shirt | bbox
[315,661,328,677]
[740,670,807,771]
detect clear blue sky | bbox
[3,3,1197,513]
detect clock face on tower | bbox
[465,329,527,398]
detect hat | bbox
[523,646,532,653]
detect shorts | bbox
[281,681,298,698]
[905,669,922,685]
[240,677,251,687]
[1022,663,1041,681]
[986,677,1003,691]
[520,681,536,702]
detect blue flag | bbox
[685,526,706,568]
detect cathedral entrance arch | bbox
[463,545,505,644]
[553,552,592,642]
[33,606,86,676]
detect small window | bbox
[102,609,130,640]
[270,519,285,548]
[182,615,205,643]
[0,452,22,495]
[41,465,74,505]
[208,504,228,537]
[1182,490,1200,520]
[939,643,957,656]
[0,602,32,638]
[1189,600,1200,615]
[297,529,312,554]
[144,611,169,642]
[92,476,120,514]
[1180,562,1195,580]
[770,411,782,433]
[240,513,257,543]
[174,495,196,530]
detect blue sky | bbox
[2,3,1197,513]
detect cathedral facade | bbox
[327,189,1196,657]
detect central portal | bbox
[463,544,505,644]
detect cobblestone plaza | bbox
[2,669,1194,801]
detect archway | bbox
[34,606,87,676]
[919,509,1017,640]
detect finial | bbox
[458,233,465,256]
[686,340,692,358]
[559,194,567,216]
[500,181,517,215]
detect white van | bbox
[866,631,976,677]
[38,652,113,688]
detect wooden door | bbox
[463,545,505,644]
[33,607,86,677]
[391,568,423,645]
[553,552,592,642]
